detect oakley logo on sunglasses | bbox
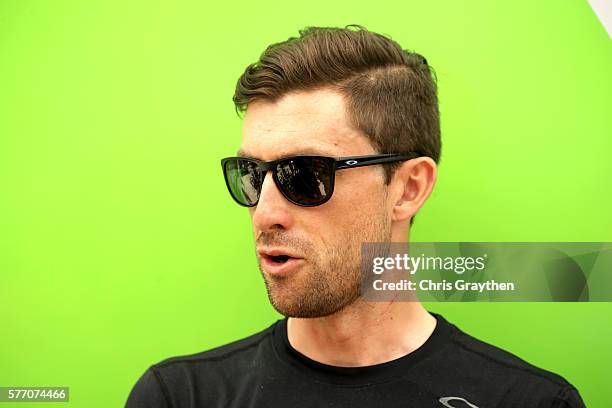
[221,152,424,207]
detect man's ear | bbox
[390,157,437,222]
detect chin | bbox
[267,290,351,318]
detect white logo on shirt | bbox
[439,396,480,408]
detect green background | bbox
[1,0,610,406]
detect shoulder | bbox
[449,321,570,386]
[436,313,585,407]
[125,321,279,408]
[154,321,277,369]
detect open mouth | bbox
[269,254,290,264]
[257,248,305,274]
[258,250,304,275]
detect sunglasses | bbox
[221,152,424,207]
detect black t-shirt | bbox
[125,312,585,407]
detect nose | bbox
[251,171,295,232]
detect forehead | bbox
[240,88,372,159]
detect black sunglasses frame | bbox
[221,152,424,208]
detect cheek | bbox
[289,172,386,255]
[332,169,385,213]
[306,173,385,243]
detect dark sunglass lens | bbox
[224,159,263,206]
[276,157,333,205]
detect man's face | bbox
[240,88,393,318]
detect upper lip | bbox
[257,247,304,259]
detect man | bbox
[126,25,585,407]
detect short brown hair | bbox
[233,25,441,223]
[233,25,441,184]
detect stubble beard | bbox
[257,205,392,318]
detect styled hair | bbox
[233,25,441,223]
[233,25,441,225]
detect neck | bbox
[286,299,436,367]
